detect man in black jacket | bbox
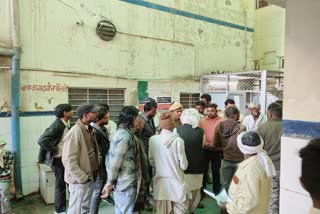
[176,108,206,213]
[38,104,72,214]
[140,101,157,155]
[140,100,157,210]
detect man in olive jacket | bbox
[257,102,282,214]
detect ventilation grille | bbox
[68,88,125,126]
[96,20,116,41]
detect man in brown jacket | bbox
[62,104,100,214]
[212,106,246,192]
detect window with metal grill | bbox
[180,93,200,109]
[68,88,125,126]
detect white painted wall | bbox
[281,0,320,213]
[284,0,320,122]
[8,0,255,79]
[0,0,11,48]
[253,5,285,71]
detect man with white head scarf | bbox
[174,109,206,213]
[149,112,189,214]
[219,131,275,214]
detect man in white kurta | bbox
[149,112,189,214]
[222,131,275,214]
[242,103,267,131]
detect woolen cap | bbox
[76,104,101,117]
[169,101,183,111]
[159,112,175,130]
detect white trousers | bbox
[68,181,94,214]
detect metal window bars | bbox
[200,70,283,114]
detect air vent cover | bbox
[96,20,116,41]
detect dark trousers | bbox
[90,171,107,214]
[147,165,152,194]
[51,158,67,213]
[220,159,241,192]
[202,150,222,195]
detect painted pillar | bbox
[280,0,320,213]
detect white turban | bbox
[237,132,276,177]
[180,108,200,129]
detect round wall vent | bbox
[96,20,116,41]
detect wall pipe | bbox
[243,10,248,71]
[11,48,22,198]
[10,0,22,197]
[0,0,22,197]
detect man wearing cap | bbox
[242,103,267,131]
[149,112,189,214]
[219,131,275,214]
[62,103,100,214]
[169,101,183,128]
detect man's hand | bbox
[219,202,227,210]
[203,144,221,151]
[101,184,114,198]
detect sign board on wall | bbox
[156,96,172,110]
[138,97,172,111]
[137,80,172,111]
[138,81,148,103]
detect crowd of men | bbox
[37,94,320,214]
